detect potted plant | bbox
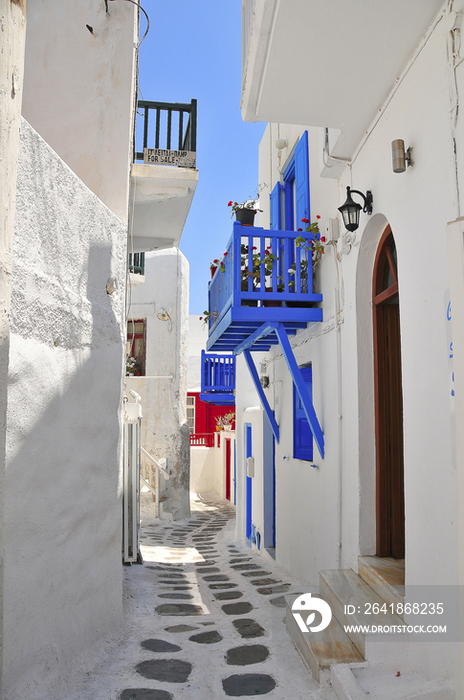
[199,309,219,327]
[215,411,235,431]
[126,356,142,376]
[228,184,268,226]
[286,216,326,306]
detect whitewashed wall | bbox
[126,249,190,520]
[4,119,127,700]
[21,0,137,221]
[188,315,207,392]
[235,12,462,689]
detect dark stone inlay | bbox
[136,659,192,683]
[249,578,280,586]
[195,561,216,567]
[269,596,286,608]
[232,619,265,639]
[155,604,203,616]
[189,630,223,644]
[222,602,253,616]
[256,584,290,595]
[226,644,269,666]
[231,563,261,571]
[120,689,173,700]
[240,570,271,578]
[213,590,243,601]
[158,593,194,600]
[203,574,229,582]
[164,624,199,633]
[229,558,251,564]
[196,567,219,573]
[222,674,276,696]
[156,573,185,579]
[141,639,181,653]
[172,586,192,590]
[208,583,238,590]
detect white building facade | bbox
[226,0,464,693]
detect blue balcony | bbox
[205,222,325,459]
[206,222,323,353]
[200,351,235,405]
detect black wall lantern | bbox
[338,186,373,232]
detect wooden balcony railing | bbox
[207,222,323,334]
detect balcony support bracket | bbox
[275,323,325,459]
[243,348,280,443]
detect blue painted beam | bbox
[233,322,279,356]
[243,349,280,443]
[275,323,324,459]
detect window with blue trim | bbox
[293,365,313,461]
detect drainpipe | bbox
[0,2,27,697]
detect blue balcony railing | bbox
[200,351,235,405]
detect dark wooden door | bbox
[373,228,405,559]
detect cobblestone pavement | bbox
[66,495,337,700]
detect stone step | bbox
[319,569,404,658]
[358,556,404,613]
[331,663,455,700]
[285,594,364,683]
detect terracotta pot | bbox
[263,287,282,307]
[210,266,217,279]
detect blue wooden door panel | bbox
[294,365,313,461]
[294,131,310,225]
[270,182,282,230]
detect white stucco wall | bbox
[21,0,137,221]
[4,119,127,700]
[188,315,207,392]
[235,12,462,688]
[126,248,190,519]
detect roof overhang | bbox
[241,0,445,161]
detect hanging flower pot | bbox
[235,208,256,226]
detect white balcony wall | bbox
[21,0,137,221]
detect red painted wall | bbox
[188,392,235,433]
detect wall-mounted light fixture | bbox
[391,139,413,173]
[157,308,172,332]
[275,139,288,151]
[338,186,373,232]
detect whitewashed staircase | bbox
[285,556,455,699]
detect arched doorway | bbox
[373,227,405,559]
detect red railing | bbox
[189,433,215,447]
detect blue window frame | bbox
[293,365,313,461]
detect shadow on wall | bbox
[3,242,125,698]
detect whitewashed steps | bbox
[285,594,363,683]
[358,556,404,614]
[331,663,455,700]
[319,569,404,657]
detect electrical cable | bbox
[109,0,150,46]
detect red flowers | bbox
[321,236,326,242]
[223,252,228,256]
[301,218,310,223]
[228,201,233,207]
[316,215,321,219]
[297,228,303,232]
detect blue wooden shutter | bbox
[270,182,282,230]
[293,365,313,461]
[294,130,310,226]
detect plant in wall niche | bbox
[215,411,236,430]
[126,356,142,376]
[199,309,219,328]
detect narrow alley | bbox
[64,495,336,700]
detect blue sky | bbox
[138,1,266,314]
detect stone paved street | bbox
[65,495,337,700]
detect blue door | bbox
[245,423,253,541]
